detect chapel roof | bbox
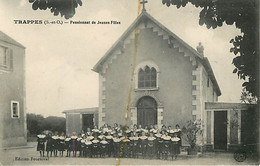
[0,31,25,48]
[92,11,221,96]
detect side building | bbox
[0,31,27,148]
[63,107,99,136]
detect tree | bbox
[162,0,259,99]
[27,113,66,135]
[27,113,44,135]
[41,116,66,133]
[28,0,82,19]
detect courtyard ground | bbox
[0,142,258,165]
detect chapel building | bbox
[92,11,220,129]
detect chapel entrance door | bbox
[214,111,227,150]
[137,96,157,128]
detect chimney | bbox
[196,42,204,56]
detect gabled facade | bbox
[93,11,221,130]
[0,31,27,148]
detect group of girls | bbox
[37,124,182,160]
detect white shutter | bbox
[6,48,13,70]
[0,46,5,66]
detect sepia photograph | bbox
[0,0,259,165]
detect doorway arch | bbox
[137,96,157,128]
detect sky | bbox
[0,0,243,117]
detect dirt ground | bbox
[0,142,258,165]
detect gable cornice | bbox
[92,11,221,96]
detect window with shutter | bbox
[11,101,20,119]
[0,45,13,71]
[0,46,7,67]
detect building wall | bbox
[0,41,26,148]
[201,68,218,103]
[66,114,81,136]
[102,27,194,127]
[66,112,99,136]
[201,68,219,146]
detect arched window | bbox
[138,65,157,88]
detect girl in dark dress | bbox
[117,129,123,138]
[70,133,78,157]
[112,134,121,158]
[174,124,182,147]
[171,133,181,160]
[86,128,92,136]
[167,125,175,137]
[58,133,66,157]
[98,132,105,140]
[102,124,109,135]
[155,130,162,159]
[129,132,137,158]
[65,136,71,157]
[85,138,93,158]
[152,125,159,134]
[52,134,59,157]
[139,131,148,159]
[92,135,100,158]
[87,132,94,141]
[36,134,46,157]
[113,123,120,132]
[161,125,167,133]
[121,135,130,158]
[100,137,108,158]
[136,124,143,136]
[161,131,171,160]
[147,132,156,159]
[79,137,86,157]
[132,131,139,158]
[76,137,82,157]
[125,126,132,138]
[131,124,137,132]
[92,125,100,136]
[105,132,113,157]
[149,125,154,132]
[46,133,53,157]
[143,126,149,136]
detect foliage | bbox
[27,113,66,136]
[162,0,259,99]
[240,87,258,104]
[229,109,239,129]
[41,116,66,133]
[27,0,259,98]
[27,113,44,135]
[182,120,202,149]
[240,104,259,144]
[28,0,83,19]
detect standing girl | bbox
[36,133,46,157]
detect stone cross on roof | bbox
[140,0,148,12]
